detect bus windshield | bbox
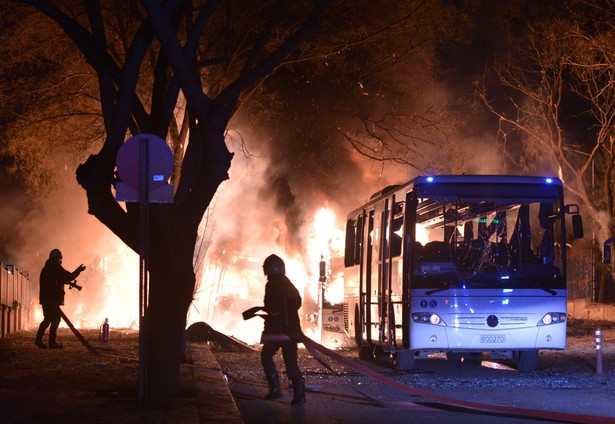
[412,198,564,291]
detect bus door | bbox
[388,196,405,350]
[401,193,418,350]
[365,202,384,346]
[378,198,390,346]
[361,209,375,345]
[360,196,405,349]
[377,196,400,349]
[380,195,406,350]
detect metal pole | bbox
[595,327,603,374]
[591,159,595,302]
[138,137,150,402]
[319,254,327,343]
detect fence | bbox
[0,263,34,338]
[567,248,594,302]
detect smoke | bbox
[0,124,505,345]
[184,73,513,344]
[186,131,419,341]
[4,170,139,331]
[0,79,508,345]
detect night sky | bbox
[0,0,611,330]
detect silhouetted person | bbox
[260,254,306,405]
[35,249,86,349]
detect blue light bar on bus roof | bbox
[414,175,562,187]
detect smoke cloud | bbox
[3,170,139,331]
[1,80,509,345]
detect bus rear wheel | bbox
[514,349,539,372]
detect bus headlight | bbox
[538,313,566,326]
[412,312,446,326]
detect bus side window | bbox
[390,216,403,257]
[345,218,357,267]
[356,215,364,264]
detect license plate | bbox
[480,335,506,343]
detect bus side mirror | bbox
[572,215,583,239]
[565,204,583,239]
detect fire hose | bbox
[243,307,612,421]
[58,308,101,356]
[244,307,613,421]
[297,335,615,424]
[222,367,435,411]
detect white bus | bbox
[343,175,584,371]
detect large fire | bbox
[188,206,346,345]
[33,243,141,332]
[45,206,348,347]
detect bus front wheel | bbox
[514,349,539,372]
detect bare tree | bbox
[477,0,615,301]
[565,22,615,222]
[0,6,104,192]
[6,0,327,399]
[1,0,472,399]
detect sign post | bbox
[116,134,174,402]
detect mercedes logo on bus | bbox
[486,315,499,327]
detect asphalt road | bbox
[213,327,615,424]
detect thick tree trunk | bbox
[146,257,194,399]
[145,124,232,398]
[32,0,326,402]
[143,214,200,399]
[77,125,233,399]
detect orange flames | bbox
[44,207,346,347]
[188,206,346,345]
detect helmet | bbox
[263,254,285,276]
[49,249,63,260]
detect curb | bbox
[188,342,244,423]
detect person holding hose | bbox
[259,254,306,405]
[34,248,86,349]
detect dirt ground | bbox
[1,320,614,424]
[0,328,199,424]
